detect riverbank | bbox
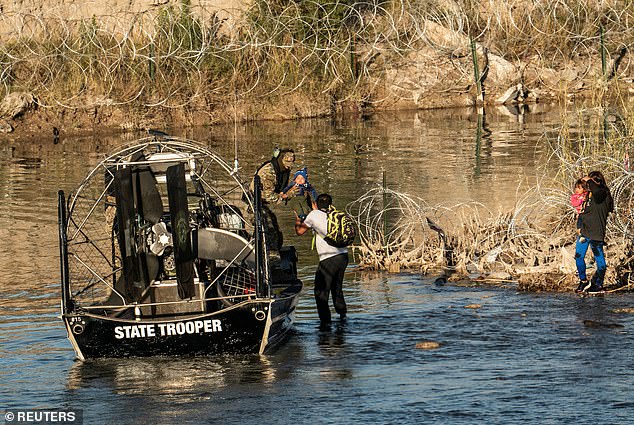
[1,69,631,144]
[1,1,633,142]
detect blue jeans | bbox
[575,236,606,286]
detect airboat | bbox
[57,137,302,359]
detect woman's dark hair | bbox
[316,193,332,211]
[588,170,607,185]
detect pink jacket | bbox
[571,192,586,214]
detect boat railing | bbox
[60,139,279,314]
[252,175,270,299]
[69,254,126,304]
[58,190,72,315]
[78,292,259,312]
[202,242,255,298]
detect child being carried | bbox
[283,167,319,214]
[570,177,588,234]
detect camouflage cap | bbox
[281,151,295,169]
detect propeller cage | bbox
[62,138,261,311]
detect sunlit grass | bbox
[0,1,632,114]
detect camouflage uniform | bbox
[250,150,296,251]
[255,162,284,204]
[251,150,297,204]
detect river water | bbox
[1,106,633,424]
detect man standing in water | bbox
[575,170,614,294]
[294,193,348,327]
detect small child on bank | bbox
[570,178,588,232]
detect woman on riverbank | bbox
[574,171,614,294]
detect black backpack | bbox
[323,206,356,248]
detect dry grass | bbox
[1,1,633,115]
[349,102,634,291]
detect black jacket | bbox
[579,179,613,242]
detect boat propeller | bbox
[166,163,196,299]
[112,152,191,302]
[149,222,173,256]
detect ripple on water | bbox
[2,111,634,423]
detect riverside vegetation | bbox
[0,0,634,134]
[2,0,634,291]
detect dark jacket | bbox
[579,179,613,242]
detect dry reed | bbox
[0,1,633,113]
[349,106,634,291]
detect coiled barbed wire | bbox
[0,1,632,111]
[350,184,543,270]
[349,122,634,280]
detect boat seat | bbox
[194,227,255,267]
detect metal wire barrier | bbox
[348,170,634,288]
[1,1,633,109]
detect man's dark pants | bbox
[314,253,348,324]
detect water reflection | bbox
[4,106,634,423]
[66,353,291,396]
[473,110,492,177]
[316,325,354,381]
[317,323,347,351]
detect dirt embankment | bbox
[1,1,633,142]
[2,55,628,144]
